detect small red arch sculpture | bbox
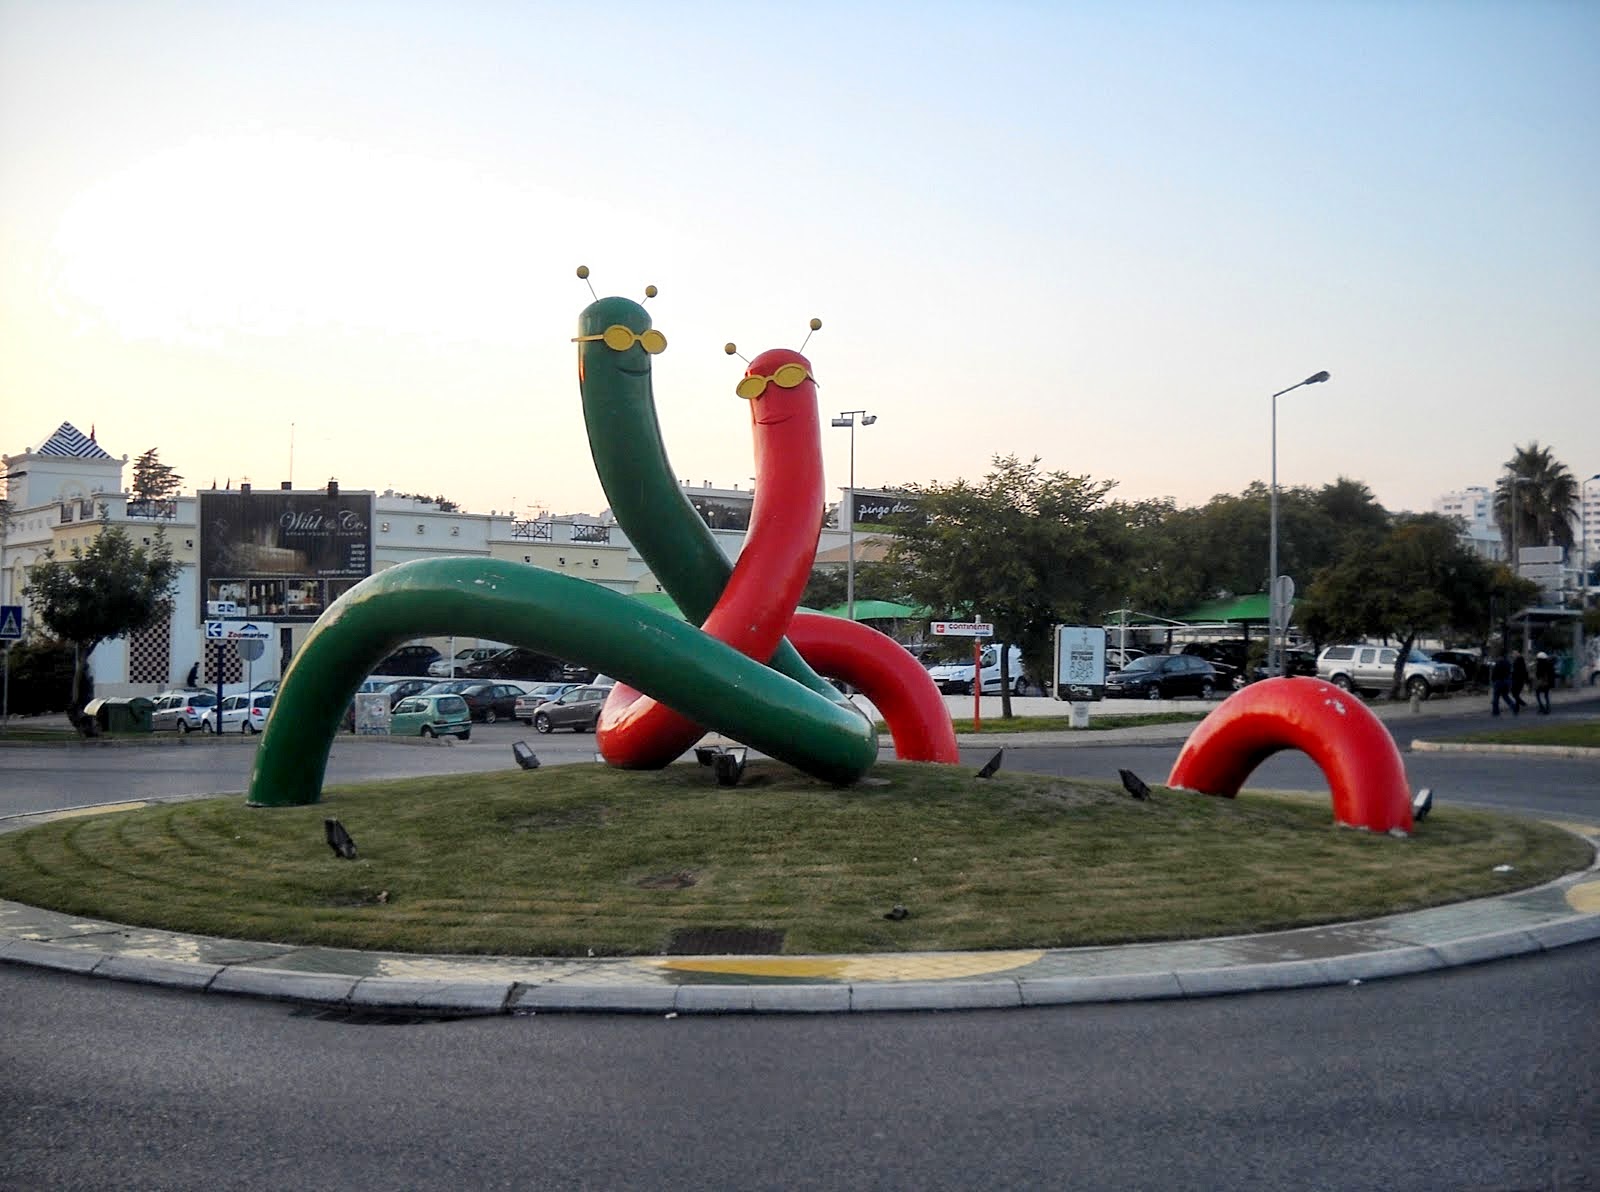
[1167,677,1413,834]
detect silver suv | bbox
[1315,644,1465,700]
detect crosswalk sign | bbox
[0,605,21,641]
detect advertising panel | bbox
[1054,624,1108,702]
[849,489,921,527]
[199,489,373,623]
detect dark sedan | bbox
[463,647,566,681]
[1104,653,1220,700]
[423,680,525,723]
[529,684,612,733]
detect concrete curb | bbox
[1411,739,1600,758]
[7,910,1600,1015]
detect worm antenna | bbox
[576,265,597,300]
[799,317,822,353]
[643,284,659,302]
[724,342,749,363]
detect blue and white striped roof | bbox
[34,422,114,460]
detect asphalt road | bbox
[2,944,1595,1190]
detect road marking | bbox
[1566,880,1600,915]
[37,801,149,821]
[651,951,1043,981]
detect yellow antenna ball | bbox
[576,265,590,279]
[809,318,822,330]
[724,342,738,355]
[644,285,658,298]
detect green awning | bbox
[1173,594,1272,623]
[819,599,927,621]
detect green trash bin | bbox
[88,696,155,734]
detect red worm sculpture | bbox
[1166,677,1414,834]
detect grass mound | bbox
[0,761,1587,957]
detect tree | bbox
[1298,514,1526,697]
[22,522,181,735]
[1116,478,1389,621]
[800,559,905,612]
[1495,441,1578,559]
[131,448,184,503]
[884,455,1129,716]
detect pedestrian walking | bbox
[1534,651,1555,714]
[1510,651,1529,715]
[1490,653,1514,716]
[185,660,199,688]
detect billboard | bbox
[198,489,373,622]
[1054,624,1107,702]
[849,489,921,527]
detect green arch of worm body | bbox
[245,559,877,805]
[576,294,839,702]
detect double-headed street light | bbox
[830,410,877,624]
[1269,370,1330,676]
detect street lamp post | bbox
[1507,474,1537,653]
[830,410,877,624]
[1269,371,1330,677]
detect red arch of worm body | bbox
[787,614,959,763]
[1166,677,1413,834]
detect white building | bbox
[2,423,857,698]
[1432,485,1502,560]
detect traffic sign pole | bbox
[973,640,982,732]
[0,604,22,733]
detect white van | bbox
[927,644,1029,695]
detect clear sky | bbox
[2,1,1596,519]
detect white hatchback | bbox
[207,692,275,734]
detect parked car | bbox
[1428,649,1490,686]
[207,692,275,734]
[1241,647,1316,685]
[1178,641,1248,688]
[528,684,612,733]
[428,647,500,678]
[388,693,473,740]
[379,678,436,707]
[927,645,1032,695]
[374,643,442,676]
[448,681,526,723]
[150,689,217,733]
[514,682,582,725]
[1105,647,1146,671]
[1316,644,1466,700]
[463,647,565,681]
[1104,654,1220,700]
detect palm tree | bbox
[1495,442,1578,561]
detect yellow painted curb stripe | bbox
[651,950,1044,981]
[1566,880,1600,914]
[39,801,149,821]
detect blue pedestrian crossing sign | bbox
[0,605,21,641]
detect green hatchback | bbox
[389,693,472,740]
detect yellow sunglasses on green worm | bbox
[573,325,668,354]
[736,362,813,400]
